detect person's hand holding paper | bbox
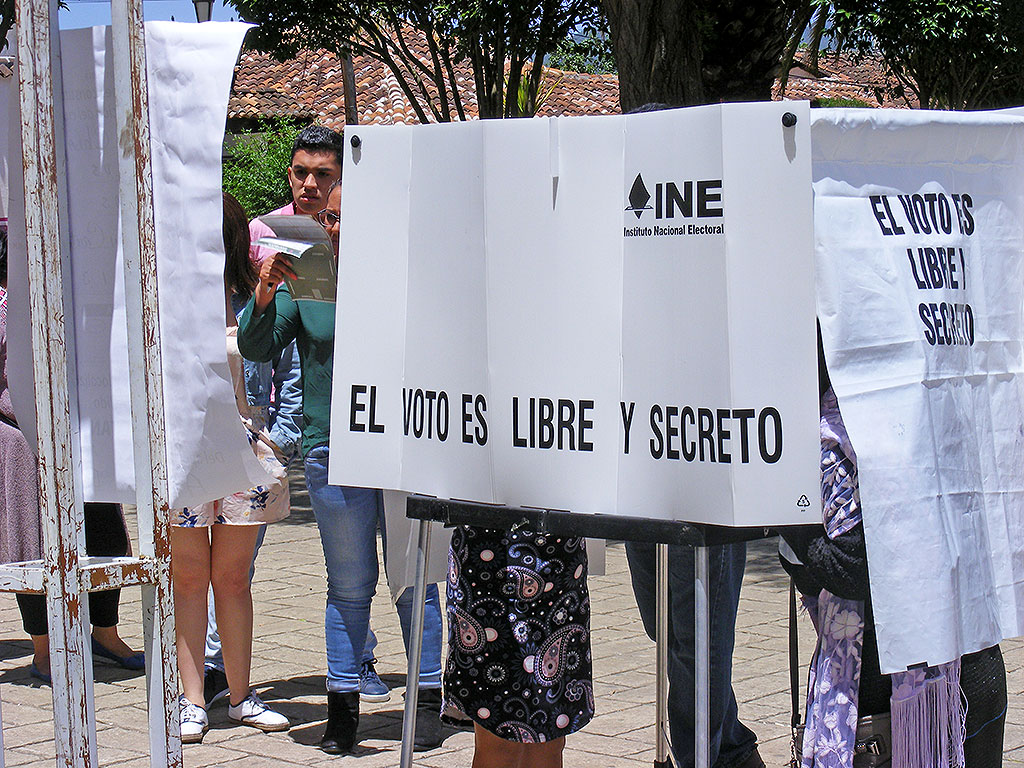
[255,214,337,305]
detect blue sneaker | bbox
[359,659,390,702]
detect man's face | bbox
[324,185,342,256]
[287,149,341,215]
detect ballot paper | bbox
[257,214,337,303]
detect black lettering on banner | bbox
[368,386,385,434]
[733,409,755,463]
[474,396,488,445]
[961,193,974,235]
[665,406,680,460]
[436,391,449,441]
[646,406,779,464]
[907,248,928,289]
[579,400,594,452]
[514,397,591,451]
[681,406,696,461]
[870,195,893,236]
[758,408,783,463]
[424,390,437,438]
[920,303,936,345]
[402,388,447,440]
[413,389,425,437]
[650,404,664,459]
[938,194,952,234]
[538,399,554,449]
[665,182,691,218]
[898,195,920,234]
[697,407,715,462]
[512,396,527,448]
[696,180,723,218]
[912,195,932,234]
[558,399,576,450]
[620,401,635,455]
[716,408,731,463]
[881,196,905,235]
[350,384,368,432]
[462,394,475,444]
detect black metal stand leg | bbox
[399,518,432,768]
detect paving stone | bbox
[1,489,1022,768]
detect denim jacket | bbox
[232,293,302,461]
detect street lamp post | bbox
[192,0,213,22]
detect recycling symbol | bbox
[796,495,811,508]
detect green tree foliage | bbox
[222,121,301,219]
[226,0,603,121]
[826,0,1024,109]
[548,29,616,73]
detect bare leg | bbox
[30,634,49,675]
[171,526,212,706]
[210,524,261,706]
[472,724,565,768]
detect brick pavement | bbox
[1,471,1022,766]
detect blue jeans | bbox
[625,541,757,768]
[305,445,442,692]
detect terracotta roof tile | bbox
[228,47,910,127]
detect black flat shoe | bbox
[91,636,145,670]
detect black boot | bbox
[414,688,444,751]
[319,691,359,754]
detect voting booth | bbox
[7,16,1024,762]
[331,105,1024,766]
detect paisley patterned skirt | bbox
[443,525,594,743]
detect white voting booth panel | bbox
[814,108,1024,673]
[331,102,822,530]
[5,22,267,510]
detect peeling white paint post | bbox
[15,0,98,764]
[108,0,182,765]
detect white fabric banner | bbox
[4,22,268,509]
[331,103,821,528]
[813,108,1024,672]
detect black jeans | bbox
[16,502,128,635]
[625,540,757,768]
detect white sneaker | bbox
[228,691,290,732]
[179,695,208,744]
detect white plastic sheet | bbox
[331,103,821,529]
[4,22,268,508]
[813,108,1024,672]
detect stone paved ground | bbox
[1,469,1023,767]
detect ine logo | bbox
[626,174,653,219]
[624,172,725,220]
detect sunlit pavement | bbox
[1,467,1023,766]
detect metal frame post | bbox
[655,543,671,767]
[695,545,711,768]
[108,2,181,764]
[16,0,97,764]
[400,518,433,768]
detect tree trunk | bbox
[603,0,799,110]
[602,0,705,111]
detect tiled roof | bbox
[229,48,620,126]
[777,51,915,108]
[228,48,908,128]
